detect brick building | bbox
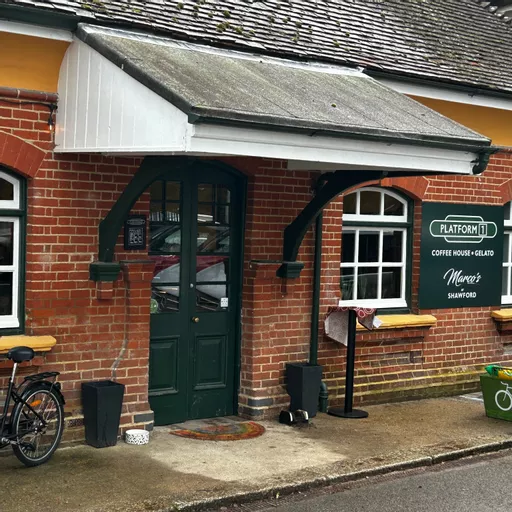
[1,0,512,437]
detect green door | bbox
[148,164,244,425]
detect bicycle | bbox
[0,346,65,466]
[495,381,512,412]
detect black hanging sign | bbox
[419,203,503,309]
[124,215,147,250]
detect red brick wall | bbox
[2,95,512,431]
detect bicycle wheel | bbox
[495,390,512,411]
[11,383,64,467]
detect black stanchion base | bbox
[327,407,369,419]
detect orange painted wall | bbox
[411,95,512,148]
[0,32,69,93]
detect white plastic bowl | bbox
[125,429,150,445]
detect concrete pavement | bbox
[1,394,512,512]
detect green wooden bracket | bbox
[278,170,433,279]
[97,156,192,263]
[89,261,122,282]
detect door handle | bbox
[191,317,200,323]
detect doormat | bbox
[169,418,265,441]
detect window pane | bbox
[382,267,402,299]
[503,267,509,296]
[163,203,180,222]
[343,193,356,214]
[217,186,231,204]
[0,272,12,315]
[0,177,13,202]
[358,231,379,262]
[151,255,180,282]
[506,203,512,222]
[198,203,213,223]
[166,182,180,201]
[197,283,226,312]
[151,285,179,313]
[0,222,13,265]
[357,267,378,299]
[340,267,354,300]
[150,225,181,253]
[382,230,403,263]
[504,234,510,263]
[359,191,381,215]
[197,226,230,253]
[196,257,228,282]
[216,205,230,225]
[150,181,163,201]
[342,232,355,263]
[198,184,213,202]
[384,194,404,216]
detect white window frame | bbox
[340,187,409,309]
[502,202,512,305]
[0,171,22,329]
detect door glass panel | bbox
[217,186,231,204]
[504,234,510,263]
[197,226,230,253]
[198,184,213,202]
[164,203,180,222]
[150,181,163,201]
[0,222,13,265]
[0,272,13,315]
[198,203,213,222]
[166,182,180,201]
[504,267,510,296]
[150,225,181,253]
[151,255,180,313]
[151,285,180,313]
[216,205,230,225]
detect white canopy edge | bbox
[55,39,480,175]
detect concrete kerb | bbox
[171,441,512,512]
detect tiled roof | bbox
[2,0,512,94]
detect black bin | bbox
[81,380,125,448]
[286,362,322,418]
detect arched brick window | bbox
[340,187,412,310]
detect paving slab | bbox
[1,395,512,512]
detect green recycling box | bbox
[480,373,512,421]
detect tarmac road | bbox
[252,451,512,512]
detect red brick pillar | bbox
[118,260,155,431]
[240,261,307,419]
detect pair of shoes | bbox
[279,409,309,425]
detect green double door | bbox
[148,165,243,425]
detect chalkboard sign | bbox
[124,215,147,250]
[419,203,503,309]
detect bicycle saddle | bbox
[7,346,35,363]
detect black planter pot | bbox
[286,362,323,418]
[81,380,125,448]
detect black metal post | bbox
[328,309,368,419]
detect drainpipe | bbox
[311,174,332,412]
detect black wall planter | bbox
[286,362,323,417]
[82,380,125,448]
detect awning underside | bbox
[56,24,492,175]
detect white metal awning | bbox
[55,24,492,175]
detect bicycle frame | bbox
[0,362,60,444]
